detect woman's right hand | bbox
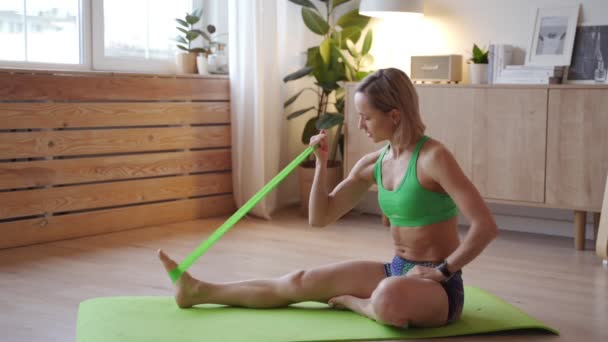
[309,130,329,163]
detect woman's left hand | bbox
[406,265,446,283]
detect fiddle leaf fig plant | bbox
[283,0,375,161]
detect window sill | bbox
[0,67,229,79]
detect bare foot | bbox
[157,249,206,308]
[328,295,380,323]
[328,295,354,310]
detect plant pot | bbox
[175,52,197,74]
[196,55,208,75]
[298,160,343,217]
[469,63,488,84]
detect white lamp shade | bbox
[359,0,424,18]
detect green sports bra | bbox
[375,136,458,227]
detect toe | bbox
[158,249,178,272]
[328,296,344,309]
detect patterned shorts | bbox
[383,255,464,324]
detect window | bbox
[92,0,197,73]
[0,0,85,68]
[0,0,221,73]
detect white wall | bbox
[370,0,608,77]
[276,0,606,240]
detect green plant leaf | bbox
[185,14,200,25]
[337,9,370,29]
[177,27,188,35]
[284,91,303,108]
[302,8,329,35]
[320,38,331,64]
[287,106,316,120]
[361,30,373,55]
[356,70,372,80]
[335,87,345,101]
[192,29,211,42]
[316,112,344,129]
[176,45,189,51]
[318,81,341,93]
[305,46,321,68]
[289,0,319,12]
[193,8,203,18]
[335,89,346,114]
[471,43,488,63]
[339,26,361,48]
[175,36,188,44]
[284,88,316,108]
[335,97,345,114]
[283,66,313,82]
[344,63,355,81]
[186,31,200,41]
[331,0,351,10]
[306,46,344,93]
[331,30,341,44]
[175,18,189,28]
[360,54,374,68]
[302,117,319,144]
[345,39,359,58]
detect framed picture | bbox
[567,25,608,83]
[526,5,580,66]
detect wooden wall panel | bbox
[0,195,235,249]
[0,126,231,159]
[0,102,230,129]
[0,173,232,220]
[0,70,233,249]
[0,149,231,190]
[0,73,230,101]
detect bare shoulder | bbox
[418,138,460,174]
[349,147,384,183]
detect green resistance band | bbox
[168,145,317,283]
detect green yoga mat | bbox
[76,286,557,342]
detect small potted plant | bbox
[468,43,489,84]
[174,9,215,74]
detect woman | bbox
[158,68,498,328]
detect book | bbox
[495,65,566,84]
[488,44,513,84]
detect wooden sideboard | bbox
[344,83,608,255]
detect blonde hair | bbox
[355,68,425,147]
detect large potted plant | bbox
[174,9,216,74]
[283,0,375,213]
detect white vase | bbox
[469,63,488,84]
[196,55,208,75]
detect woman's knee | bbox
[278,269,310,300]
[370,278,411,327]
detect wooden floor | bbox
[1,207,607,342]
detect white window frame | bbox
[0,0,208,73]
[0,0,92,71]
[92,0,202,73]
